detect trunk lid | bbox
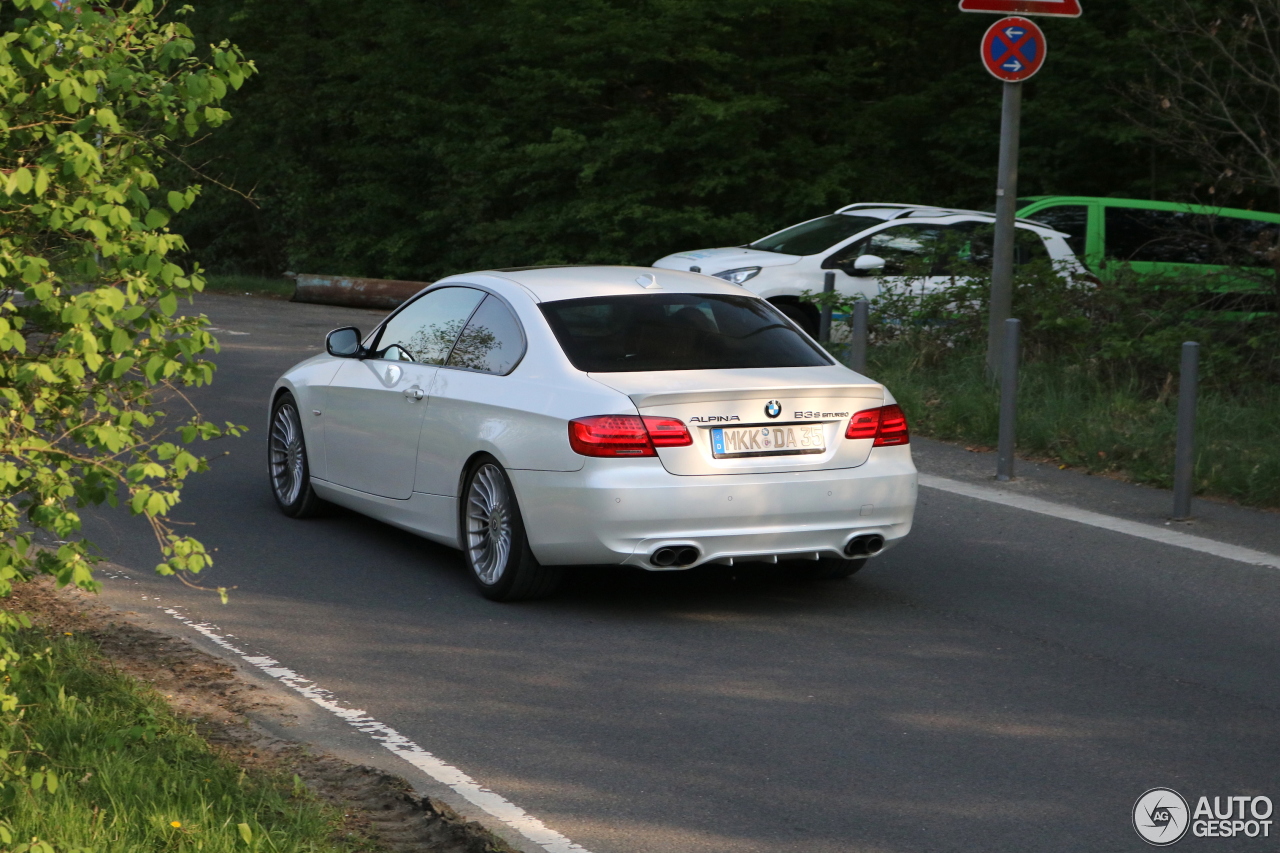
[589,366,884,476]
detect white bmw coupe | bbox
[269,266,918,601]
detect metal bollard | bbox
[996,318,1021,482]
[847,299,869,374]
[1173,341,1200,520]
[819,272,835,344]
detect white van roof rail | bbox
[834,202,1057,232]
[834,203,930,214]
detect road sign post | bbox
[976,15,1046,377]
[997,318,1021,481]
[989,80,1022,379]
[1173,342,1200,520]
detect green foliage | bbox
[872,343,1280,507]
[0,628,359,852]
[0,0,255,594]
[826,264,1280,505]
[0,0,253,840]
[812,258,1279,391]
[176,0,1187,280]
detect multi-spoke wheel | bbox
[268,393,322,518]
[462,459,562,601]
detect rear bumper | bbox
[509,446,917,568]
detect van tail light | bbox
[568,415,692,457]
[845,404,910,447]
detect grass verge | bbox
[202,274,295,299]
[870,342,1280,509]
[1,624,363,853]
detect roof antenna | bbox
[635,273,662,289]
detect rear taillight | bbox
[845,404,910,447]
[568,415,692,457]
[642,416,693,447]
[874,404,909,446]
[569,415,653,457]
[845,409,881,441]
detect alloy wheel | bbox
[466,464,513,585]
[269,402,306,506]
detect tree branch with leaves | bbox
[0,0,253,832]
[1128,0,1280,309]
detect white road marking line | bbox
[919,474,1280,570]
[159,606,592,853]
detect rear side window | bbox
[863,224,946,275]
[540,294,833,373]
[750,215,883,257]
[828,222,1049,275]
[952,224,1051,269]
[1105,208,1279,267]
[446,295,525,375]
[825,223,951,275]
[376,286,486,363]
[1027,205,1089,257]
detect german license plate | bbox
[711,424,826,458]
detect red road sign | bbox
[981,17,1047,82]
[960,0,1082,17]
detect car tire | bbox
[462,459,562,601]
[788,557,867,580]
[268,392,324,518]
[774,301,819,338]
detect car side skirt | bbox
[310,478,460,550]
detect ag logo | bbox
[1134,788,1190,846]
[764,401,782,419]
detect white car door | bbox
[414,293,528,497]
[819,220,1060,299]
[323,286,486,499]
[820,222,956,300]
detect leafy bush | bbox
[811,263,1280,505]
[815,261,1280,393]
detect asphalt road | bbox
[82,293,1280,853]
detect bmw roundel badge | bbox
[764,400,782,419]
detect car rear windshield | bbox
[749,215,883,256]
[540,293,833,373]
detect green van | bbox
[1016,196,1280,282]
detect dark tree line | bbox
[176,0,1223,280]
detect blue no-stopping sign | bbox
[981,16,1047,82]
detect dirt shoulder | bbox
[6,578,518,853]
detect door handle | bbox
[403,386,425,401]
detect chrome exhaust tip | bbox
[652,547,678,567]
[844,534,885,558]
[651,545,700,568]
[675,546,700,567]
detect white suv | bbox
[652,203,1084,336]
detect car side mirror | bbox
[326,326,363,358]
[850,255,886,277]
